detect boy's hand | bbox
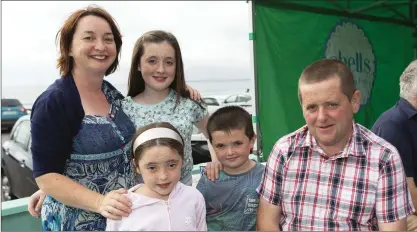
[205,161,223,181]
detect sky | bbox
[1,1,254,101]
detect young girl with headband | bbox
[105,122,207,231]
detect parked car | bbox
[1,98,28,131]
[223,94,252,107]
[1,115,38,201]
[202,97,220,106]
[191,126,212,164]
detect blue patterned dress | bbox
[41,82,136,231]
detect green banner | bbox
[254,3,414,158]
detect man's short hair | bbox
[206,106,254,142]
[399,60,417,100]
[298,59,355,102]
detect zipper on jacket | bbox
[165,200,172,230]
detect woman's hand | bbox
[28,189,47,218]
[186,84,202,101]
[96,188,132,220]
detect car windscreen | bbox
[2,99,22,107]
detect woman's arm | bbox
[36,173,132,220]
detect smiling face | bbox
[300,77,360,154]
[136,145,182,200]
[69,15,116,75]
[211,128,256,174]
[138,42,176,92]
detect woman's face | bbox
[138,42,176,92]
[70,15,117,75]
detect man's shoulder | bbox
[372,104,407,130]
[357,123,400,160]
[272,125,309,155]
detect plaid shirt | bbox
[257,123,415,231]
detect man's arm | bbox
[378,218,407,231]
[257,197,281,231]
[407,177,417,216]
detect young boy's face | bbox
[211,128,256,174]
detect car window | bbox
[238,95,251,102]
[13,120,31,150]
[2,99,22,107]
[225,95,237,103]
[203,98,219,106]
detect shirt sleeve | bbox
[372,121,413,177]
[195,191,208,231]
[375,150,416,223]
[30,88,73,178]
[189,100,208,123]
[256,142,286,205]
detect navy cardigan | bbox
[30,75,121,178]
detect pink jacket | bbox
[106,183,207,231]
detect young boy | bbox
[196,106,264,231]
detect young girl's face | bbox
[136,145,182,199]
[138,41,176,93]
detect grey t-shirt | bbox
[196,162,265,231]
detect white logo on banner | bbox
[324,21,376,105]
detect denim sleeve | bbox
[30,88,72,178]
[372,121,413,177]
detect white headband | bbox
[133,128,183,152]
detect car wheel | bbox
[1,171,13,201]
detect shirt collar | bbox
[398,97,417,119]
[300,122,366,159]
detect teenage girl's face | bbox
[138,42,176,92]
[70,15,117,75]
[136,145,182,200]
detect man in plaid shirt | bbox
[257,59,415,231]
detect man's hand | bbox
[28,189,47,218]
[378,218,407,231]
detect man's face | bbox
[299,77,360,153]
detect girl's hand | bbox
[186,84,202,101]
[96,188,132,220]
[204,161,223,181]
[28,189,47,218]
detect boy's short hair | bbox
[206,106,254,142]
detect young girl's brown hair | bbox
[131,122,185,166]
